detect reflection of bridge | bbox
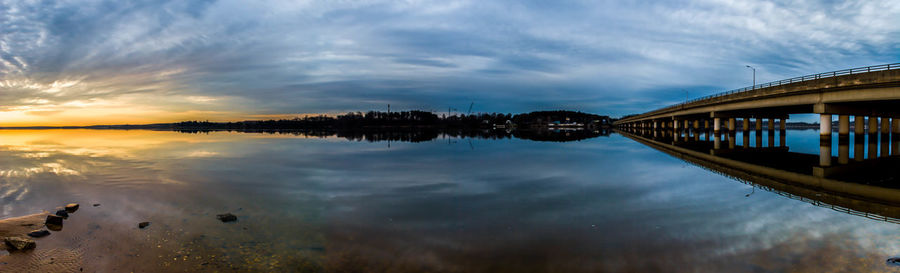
[618,128,900,224]
[614,63,900,138]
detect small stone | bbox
[888,257,900,266]
[216,213,237,222]
[55,210,69,219]
[45,214,64,226]
[27,230,50,238]
[138,222,150,229]
[65,203,79,213]
[4,237,36,251]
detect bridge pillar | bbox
[767,131,775,147]
[893,118,900,134]
[780,118,786,131]
[893,135,900,156]
[755,118,762,131]
[819,114,832,136]
[854,136,864,161]
[756,130,763,147]
[728,118,735,132]
[742,119,750,131]
[713,118,721,133]
[838,115,849,136]
[693,120,699,129]
[868,135,878,159]
[767,118,774,131]
[714,133,721,149]
[882,117,891,135]
[743,133,750,148]
[728,133,735,149]
[819,136,832,167]
[882,133,890,157]
[704,120,709,129]
[854,116,865,135]
[779,130,786,147]
[838,137,849,164]
[869,116,878,134]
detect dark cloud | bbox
[1,0,898,123]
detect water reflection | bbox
[3,129,900,272]
[176,128,611,142]
[619,127,900,223]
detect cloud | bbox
[1,0,898,125]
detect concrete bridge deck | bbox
[615,63,900,136]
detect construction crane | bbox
[467,102,474,115]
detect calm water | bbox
[2,129,900,272]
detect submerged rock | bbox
[27,230,50,238]
[138,222,150,229]
[45,214,64,226]
[55,210,69,219]
[4,237,36,251]
[888,257,900,266]
[216,213,237,222]
[65,203,79,213]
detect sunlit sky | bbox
[2,0,899,126]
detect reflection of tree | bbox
[176,128,610,143]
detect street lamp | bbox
[745,65,756,89]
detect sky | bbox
[1,0,899,126]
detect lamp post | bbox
[745,65,756,89]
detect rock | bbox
[45,214,64,226]
[888,257,900,266]
[138,222,150,229]
[92,204,100,207]
[55,210,69,219]
[216,213,237,222]
[65,203,79,213]
[27,230,50,238]
[3,237,36,251]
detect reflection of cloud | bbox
[185,150,220,158]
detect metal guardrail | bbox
[623,63,900,121]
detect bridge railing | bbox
[637,62,900,119]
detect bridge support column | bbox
[893,135,900,156]
[780,118,786,131]
[743,133,750,148]
[838,115,849,136]
[768,118,775,132]
[755,118,762,131]
[819,136,832,167]
[767,131,775,147]
[684,120,689,131]
[742,119,750,131]
[704,120,709,129]
[728,118,735,132]
[713,118,721,133]
[882,117,891,135]
[854,116,865,135]
[819,114,832,137]
[869,117,878,134]
[838,137,849,164]
[854,136,864,161]
[882,133,890,157]
[779,130,786,147]
[868,135,878,159]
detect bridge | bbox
[617,129,900,224]
[614,63,900,137]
